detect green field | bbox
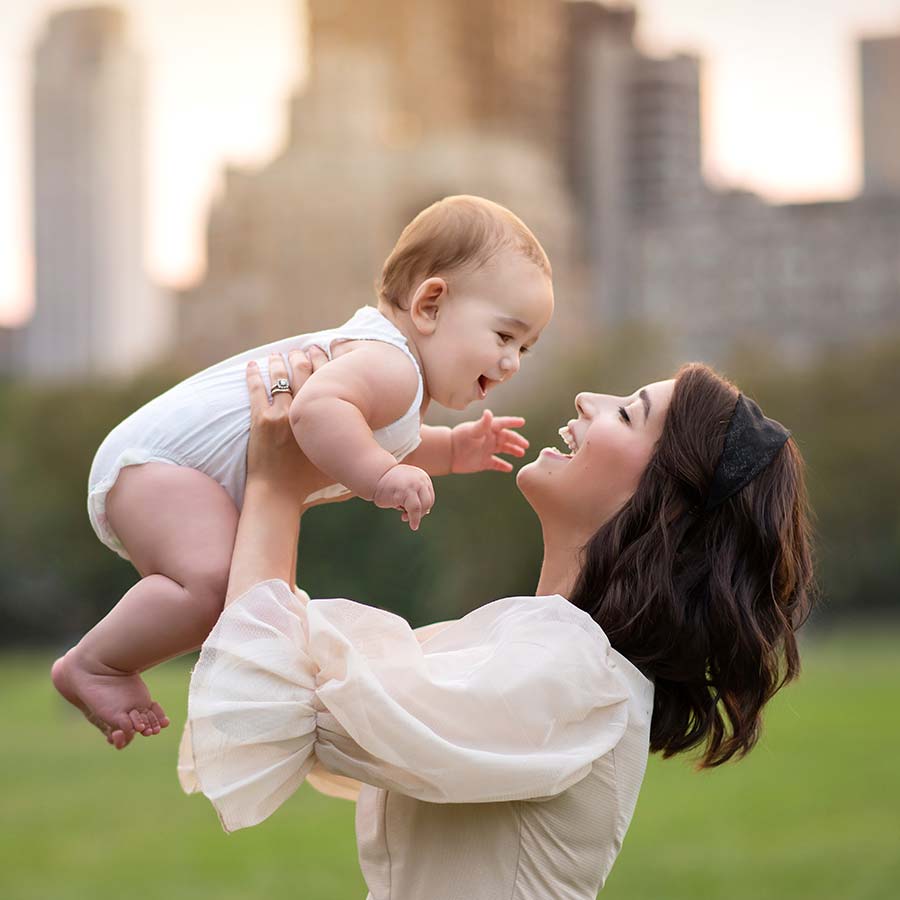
[2,630,898,900]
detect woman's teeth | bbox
[558,425,577,455]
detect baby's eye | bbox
[497,333,514,344]
[618,406,631,424]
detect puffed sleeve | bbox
[178,579,630,833]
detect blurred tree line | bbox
[1,327,897,647]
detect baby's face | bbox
[420,249,554,410]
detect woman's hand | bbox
[246,347,343,508]
[226,347,341,604]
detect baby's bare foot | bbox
[50,649,170,750]
[51,656,120,745]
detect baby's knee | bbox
[184,567,229,631]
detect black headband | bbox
[702,394,791,512]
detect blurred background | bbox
[0,1,898,898]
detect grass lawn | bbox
[1,629,897,899]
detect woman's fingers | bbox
[267,353,293,411]
[246,361,269,419]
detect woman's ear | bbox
[409,277,447,336]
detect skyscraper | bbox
[25,6,170,382]
[564,2,705,322]
[178,0,580,364]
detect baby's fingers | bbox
[491,416,526,430]
[288,348,313,387]
[499,444,527,458]
[501,429,529,450]
[306,344,330,372]
[491,455,514,473]
[499,437,528,456]
[405,492,424,531]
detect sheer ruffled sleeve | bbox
[178,579,630,833]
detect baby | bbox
[51,195,555,749]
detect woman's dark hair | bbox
[569,363,814,768]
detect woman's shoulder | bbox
[432,593,615,651]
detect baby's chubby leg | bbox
[51,463,239,749]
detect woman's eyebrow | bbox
[640,389,651,422]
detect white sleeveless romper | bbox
[87,307,424,561]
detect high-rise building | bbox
[861,34,900,197]
[564,2,706,322]
[179,0,581,366]
[181,1,899,368]
[627,53,705,219]
[307,0,565,153]
[25,7,170,382]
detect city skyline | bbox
[1,0,900,327]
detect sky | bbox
[1,0,899,327]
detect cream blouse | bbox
[178,580,655,899]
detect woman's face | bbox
[517,379,676,533]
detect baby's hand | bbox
[450,410,529,474]
[373,464,435,531]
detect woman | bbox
[178,348,813,899]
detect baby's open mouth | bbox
[477,375,488,397]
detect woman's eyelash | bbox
[618,406,631,424]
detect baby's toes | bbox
[128,709,150,736]
[110,728,131,750]
[142,708,161,735]
[151,701,170,729]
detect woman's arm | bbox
[225,474,302,606]
[225,349,335,606]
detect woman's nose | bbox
[575,392,597,417]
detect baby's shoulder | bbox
[315,339,421,425]
[331,338,413,365]
[331,339,419,384]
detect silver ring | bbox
[271,377,291,397]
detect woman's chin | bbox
[516,450,569,499]
[515,458,537,492]
[516,451,550,499]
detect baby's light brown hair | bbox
[377,195,552,309]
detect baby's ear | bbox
[409,277,447,335]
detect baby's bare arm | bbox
[288,343,419,500]
[401,425,453,476]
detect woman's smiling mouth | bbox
[558,423,579,455]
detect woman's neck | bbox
[535,525,586,600]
